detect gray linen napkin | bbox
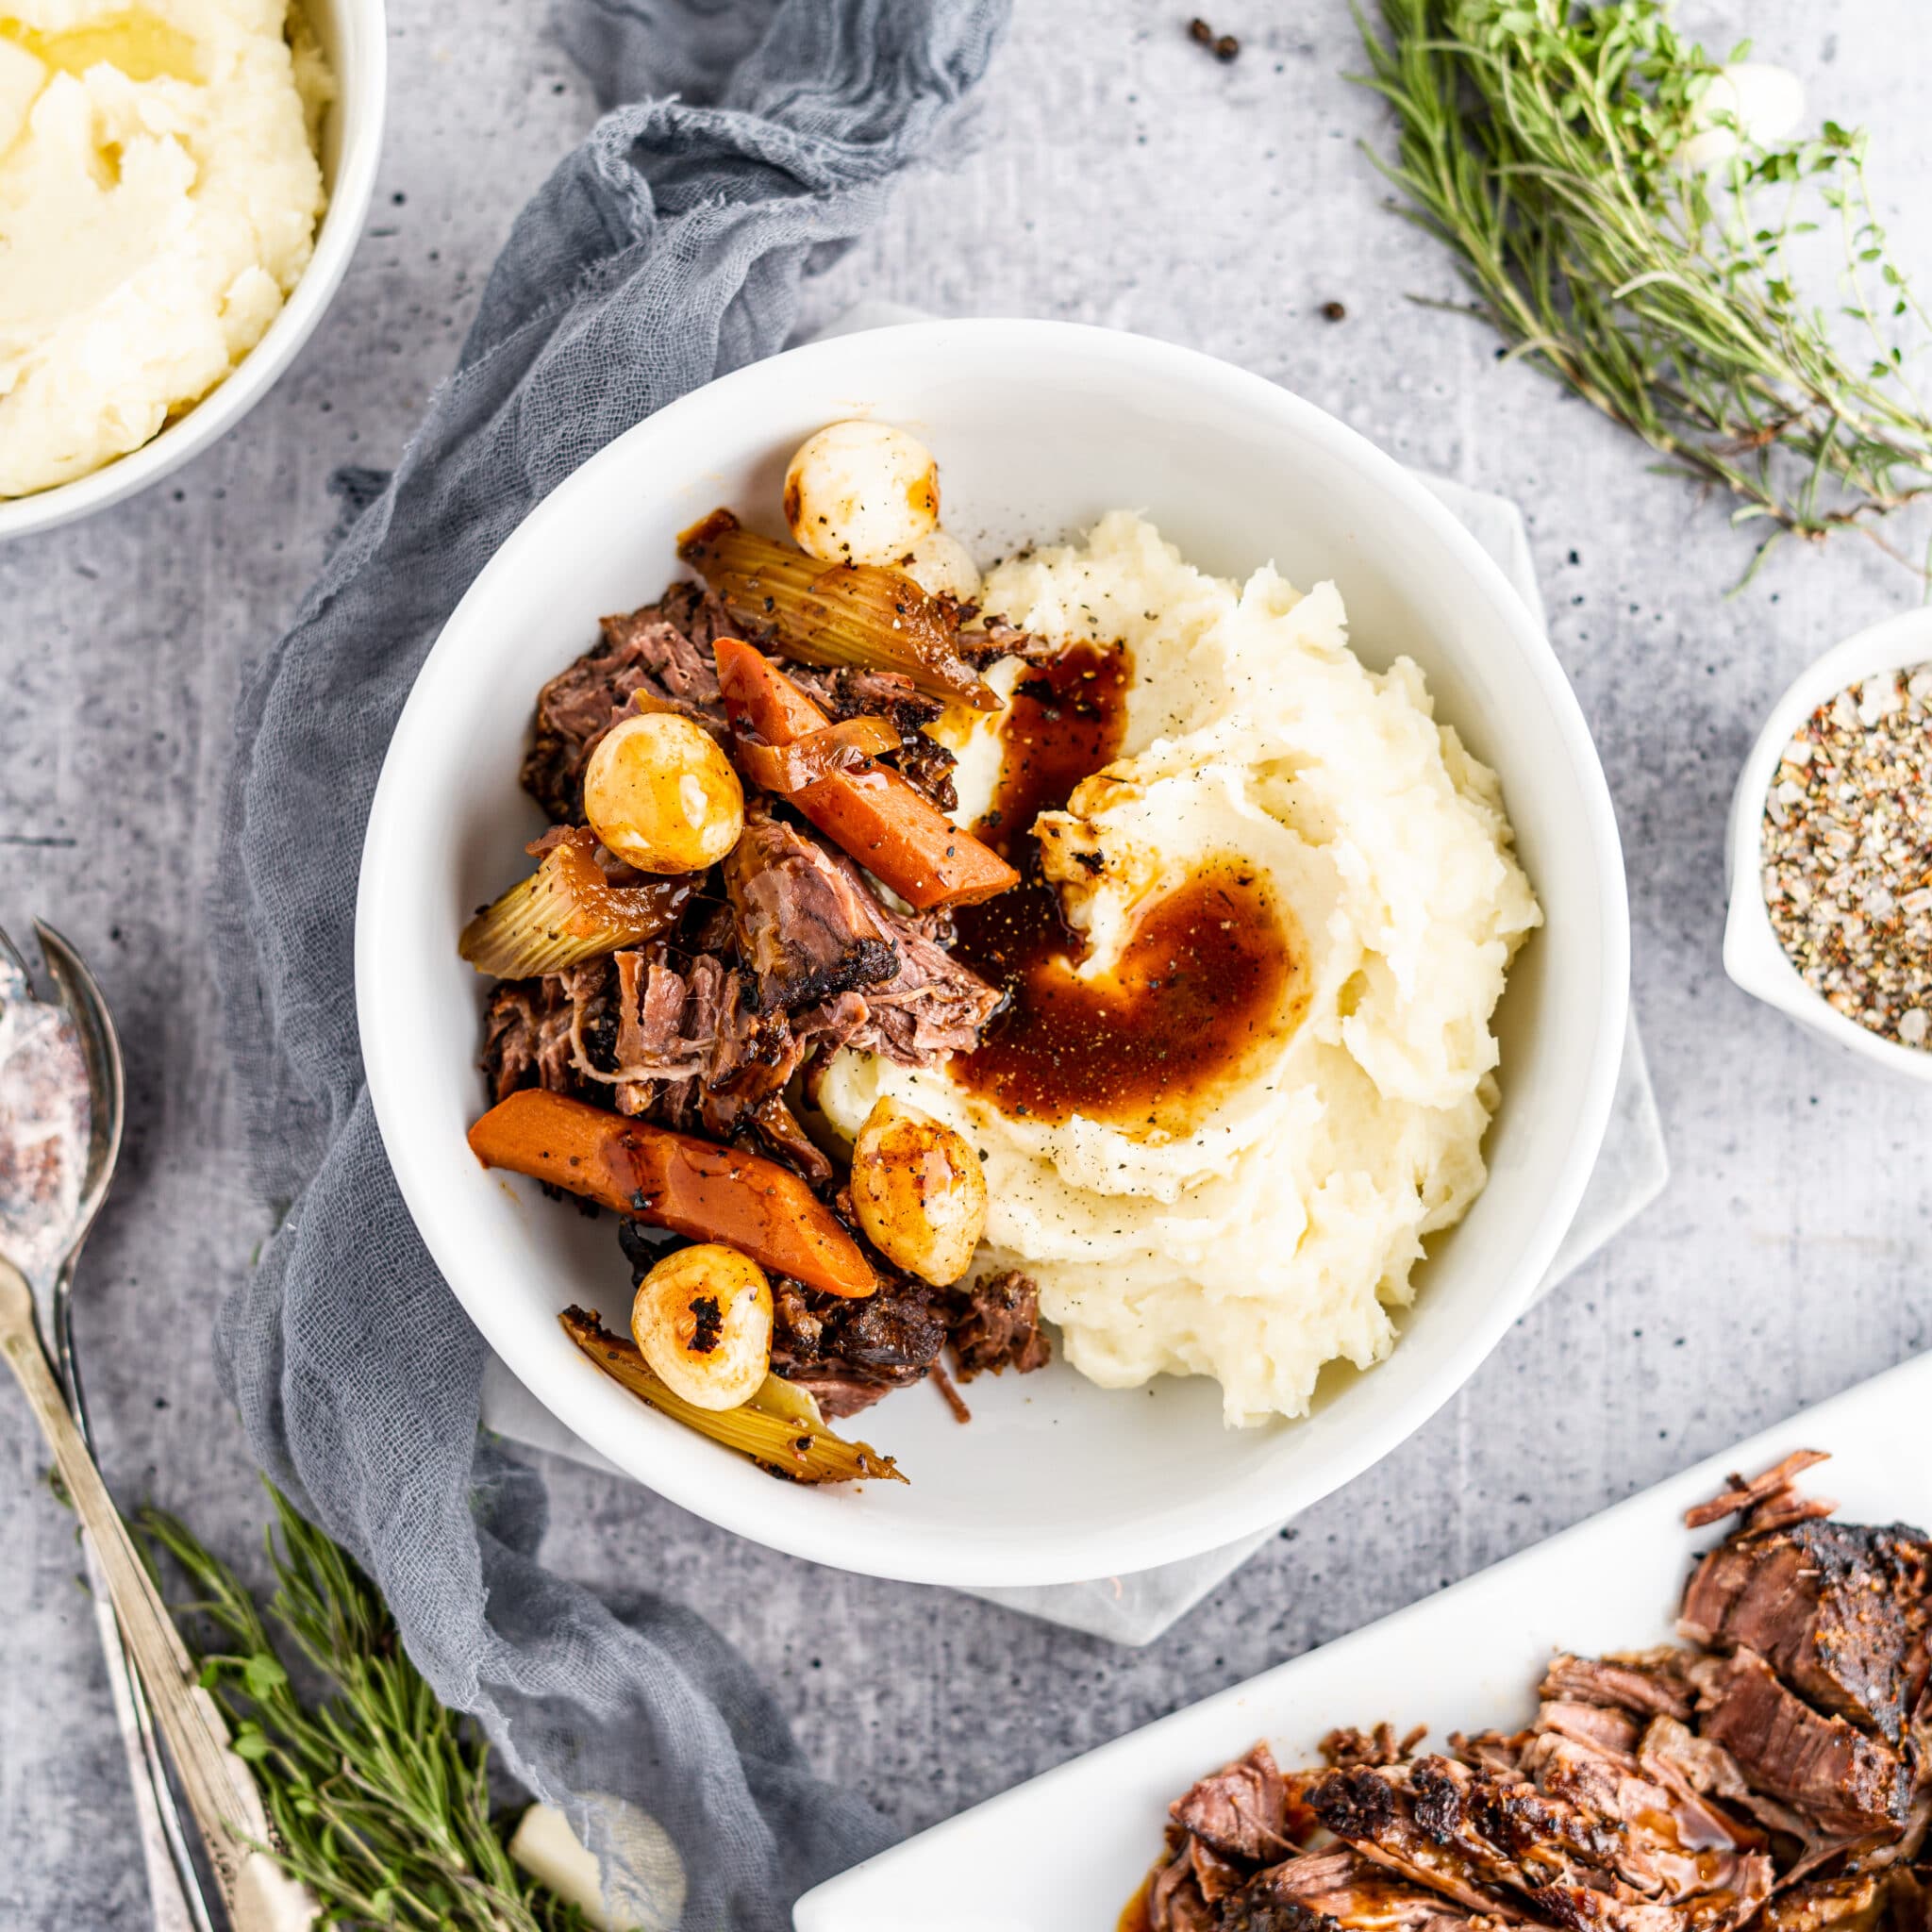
[210,5,1008,1926]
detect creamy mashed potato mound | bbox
[818,511,1541,1426]
[0,0,329,497]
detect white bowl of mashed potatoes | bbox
[0,0,384,536]
[358,319,1629,1589]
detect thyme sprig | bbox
[1355,0,1932,581]
[142,1491,588,1932]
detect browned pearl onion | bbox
[583,712,743,874]
[848,1097,987,1287]
[783,421,941,566]
[631,1244,774,1410]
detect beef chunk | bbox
[724,804,899,1010]
[479,977,576,1103]
[1307,1755,1721,1932]
[523,583,730,821]
[1172,1743,1295,1865]
[519,949,817,1152]
[1680,1520,1931,1744]
[1326,1725,1429,1771]
[1689,1650,1911,1842]
[946,1269,1050,1379]
[1147,1843,1218,1932]
[957,615,1060,668]
[814,845,1001,1060]
[770,1270,947,1418]
[723,804,997,1062]
[1532,1702,1641,1757]
[1514,1725,1773,1908]
[1636,1714,1814,1846]
[1539,1652,1697,1723]
[1235,1848,1507,1932]
[1685,1453,1836,1532]
[818,1291,947,1377]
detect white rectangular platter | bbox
[794,1351,1932,1930]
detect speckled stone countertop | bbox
[3,3,1930,1924]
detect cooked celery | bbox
[458,830,690,978]
[678,509,999,712]
[558,1306,908,1485]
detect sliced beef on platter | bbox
[1634,1713,1816,1849]
[1146,1464,1932,1932]
[1306,1757,1581,1921]
[943,1268,1050,1378]
[522,582,732,821]
[1328,1724,1434,1772]
[1146,1842,1219,1932]
[724,802,899,1009]
[1687,1649,1913,1844]
[1512,1724,1774,1907]
[1172,1742,1303,1866]
[1679,1520,1931,1745]
[1540,1652,1697,1724]
[1225,1847,1516,1932]
[1530,1703,1641,1757]
[1145,1744,1317,1932]
[1307,1753,1768,1932]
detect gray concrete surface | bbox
[4,2,1930,1924]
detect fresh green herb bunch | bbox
[142,1490,589,1932]
[1356,0,1932,581]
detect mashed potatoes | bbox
[0,0,329,497]
[818,511,1541,1426]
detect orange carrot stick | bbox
[469,1089,876,1298]
[712,638,1019,911]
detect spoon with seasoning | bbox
[0,921,316,1932]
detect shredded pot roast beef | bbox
[483,578,1045,1411]
[522,580,965,821]
[1141,1459,1932,1932]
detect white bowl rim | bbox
[0,0,389,541]
[1723,605,1932,1082]
[357,317,1632,1587]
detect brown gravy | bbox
[950,641,1301,1131]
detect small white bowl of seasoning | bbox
[1724,608,1932,1079]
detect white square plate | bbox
[794,1351,1932,1929]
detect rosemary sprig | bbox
[1355,0,1932,581]
[141,1490,589,1932]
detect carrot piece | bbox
[712,638,1019,911]
[468,1089,876,1298]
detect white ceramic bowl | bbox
[357,320,1630,1589]
[0,0,386,541]
[1724,607,1932,1081]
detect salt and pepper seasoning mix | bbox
[1761,663,1932,1049]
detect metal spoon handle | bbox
[0,1257,287,1932]
[59,1272,216,1932]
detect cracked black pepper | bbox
[1761,662,1932,1050]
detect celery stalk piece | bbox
[678,510,999,712]
[559,1306,908,1485]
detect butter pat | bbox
[509,1798,687,1932]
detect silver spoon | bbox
[0,924,223,1931]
